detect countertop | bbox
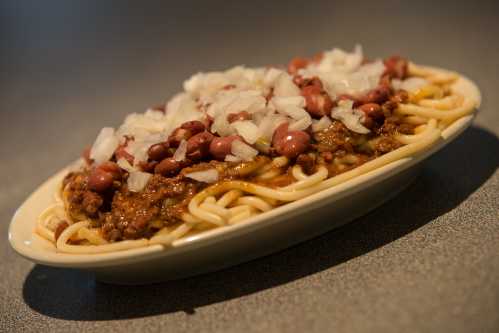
[1,1,498,332]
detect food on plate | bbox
[35,45,477,254]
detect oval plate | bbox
[9,71,481,284]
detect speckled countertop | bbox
[1,1,498,332]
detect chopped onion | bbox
[117,158,135,172]
[331,100,370,134]
[392,77,429,93]
[263,68,284,88]
[174,139,187,161]
[211,110,235,137]
[90,127,119,164]
[273,73,300,97]
[258,113,288,140]
[280,105,310,121]
[231,140,258,161]
[231,120,261,144]
[127,171,152,192]
[271,96,306,109]
[225,154,242,162]
[299,46,385,99]
[289,116,312,131]
[312,116,333,132]
[185,169,219,183]
[226,91,266,114]
[125,135,165,165]
[144,109,165,120]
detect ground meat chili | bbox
[62,50,416,242]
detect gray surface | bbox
[1,1,498,332]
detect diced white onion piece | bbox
[331,100,370,134]
[231,140,258,161]
[263,68,284,88]
[271,96,306,109]
[273,73,300,97]
[279,105,310,120]
[226,93,259,114]
[125,135,165,165]
[289,116,312,131]
[90,127,120,164]
[164,93,203,136]
[299,46,385,99]
[211,111,235,137]
[316,44,363,74]
[117,158,135,172]
[392,77,429,93]
[183,72,230,100]
[144,109,165,120]
[231,120,261,144]
[258,113,288,140]
[185,169,219,183]
[174,140,187,161]
[312,116,333,132]
[225,154,242,162]
[207,91,238,118]
[127,171,152,192]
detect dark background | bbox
[1,1,498,332]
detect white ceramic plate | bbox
[9,71,481,284]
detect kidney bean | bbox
[274,131,311,159]
[272,122,289,144]
[272,123,310,159]
[359,103,383,119]
[294,76,323,89]
[361,85,390,104]
[383,55,408,79]
[301,85,334,117]
[186,132,214,160]
[147,142,169,161]
[54,221,69,241]
[227,111,251,123]
[181,120,205,134]
[209,135,241,160]
[287,57,309,74]
[154,157,182,177]
[87,168,114,192]
[336,94,362,107]
[168,128,191,147]
[97,161,122,180]
[139,160,158,173]
[361,115,375,129]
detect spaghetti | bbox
[34,46,478,254]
